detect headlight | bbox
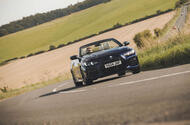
[123,49,135,56]
[83,61,98,66]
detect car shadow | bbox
[39,74,132,98]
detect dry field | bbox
[0,12,175,89]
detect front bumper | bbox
[82,54,140,80]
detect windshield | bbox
[80,39,122,57]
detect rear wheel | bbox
[71,72,83,87]
[132,66,140,74]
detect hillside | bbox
[0,0,177,63]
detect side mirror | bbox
[123,41,130,46]
[70,55,78,60]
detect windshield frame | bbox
[79,38,123,57]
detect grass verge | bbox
[138,34,190,70]
[0,73,71,101]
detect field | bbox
[0,0,177,63]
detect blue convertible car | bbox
[70,38,140,87]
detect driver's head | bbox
[86,47,92,54]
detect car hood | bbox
[82,46,132,61]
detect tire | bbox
[132,66,140,74]
[81,70,93,85]
[118,71,126,77]
[74,81,83,87]
[84,78,93,85]
[71,72,83,87]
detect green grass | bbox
[138,35,190,70]
[0,0,177,63]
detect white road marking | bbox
[60,89,86,94]
[108,70,190,87]
[52,82,70,92]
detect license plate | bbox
[104,60,122,68]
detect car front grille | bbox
[102,55,120,63]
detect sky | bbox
[0,0,85,26]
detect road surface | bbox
[0,64,190,125]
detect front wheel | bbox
[81,70,93,85]
[71,72,83,87]
[74,81,83,87]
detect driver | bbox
[86,47,93,54]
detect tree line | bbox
[175,0,190,8]
[0,0,111,37]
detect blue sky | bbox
[0,0,85,26]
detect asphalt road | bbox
[0,64,190,125]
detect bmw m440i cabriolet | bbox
[70,38,140,87]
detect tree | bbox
[0,29,8,36]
